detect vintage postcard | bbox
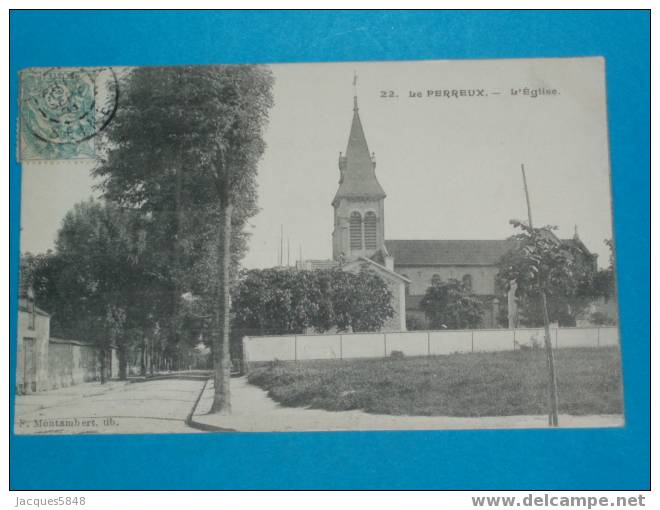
[15,58,623,435]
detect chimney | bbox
[384,255,394,271]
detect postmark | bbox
[19,67,118,161]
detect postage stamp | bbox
[19,67,118,161]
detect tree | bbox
[93,66,274,412]
[21,199,161,382]
[20,251,62,320]
[231,268,324,336]
[497,224,598,327]
[590,311,616,326]
[496,219,580,427]
[231,268,395,335]
[328,267,395,332]
[592,239,615,302]
[420,276,484,329]
[498,163,577,427]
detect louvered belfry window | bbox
[364,211,377,250]
[350,211,363,250]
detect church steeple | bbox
[332,95,386,207]
[332,87,386,261]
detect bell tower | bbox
[332,90,386,261]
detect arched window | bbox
[349,212,362,250]
[462,274,473,292]
[364,211,377,250]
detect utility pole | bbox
[521,164,560,427]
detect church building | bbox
[298,91,599,332]
[326,95,409,332]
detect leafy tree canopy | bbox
[231,267,395,335]
[496,221,599,326]
[592,239,616,301]
[420,276,484,330]
[93,65,274,290]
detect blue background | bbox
[9,10,650,490]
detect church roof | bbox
[385,239,516,267]
[332,98,386,205]
[385,237,595,267]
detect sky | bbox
[20,57,614,269]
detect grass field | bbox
[247,347,624,417]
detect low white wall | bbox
[246,336,296,362]
[599,327,619,347]
[430,330,472,355]
[387,331,428,357]
[243,326,620,364]
[297,335,341,360]
[473,329,514,352]
[342,333,385,359]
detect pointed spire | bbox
[332,84,386,206]
[345,101,370,162]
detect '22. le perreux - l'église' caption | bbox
[380,87,560,99]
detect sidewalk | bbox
[14,380,131,417]
[14,378,207,435]
[191,377,625,432]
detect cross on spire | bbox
[353,70,359,111]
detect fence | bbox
[47,338,119,389]
[16,307,121,394]
[243,326,619,364]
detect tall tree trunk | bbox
[211,202,233,413]
[99,349,106,384]
[149,336,154,376]
[521,164,559,427]
[118,345,128,380]
[542,291,559,426]
[171,164,183,374]
[141,337,147,376]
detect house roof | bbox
[385,239,517,267]
[332,98,386,205]
[296,255,409,283]
[563,237,598,260]
[296,259,339,271]
[50,337,94,347]
[343,256,410,283]
[18,303,50,317]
